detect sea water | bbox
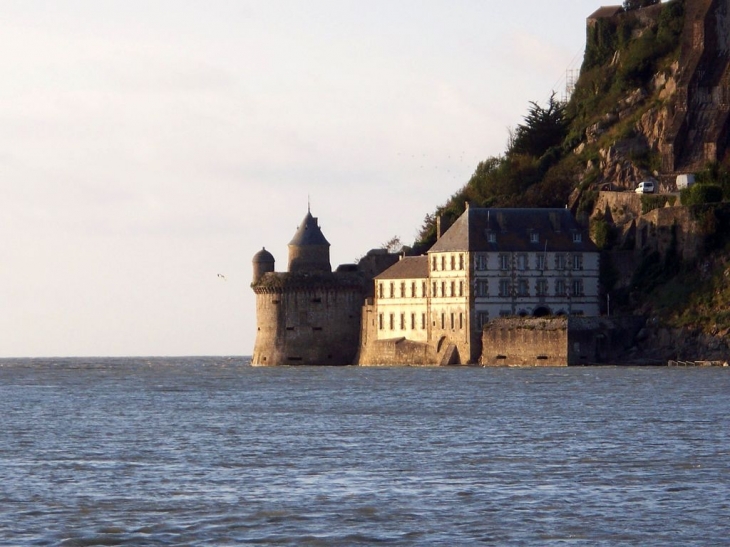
[1,357,728,546]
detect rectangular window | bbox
[441,256,446,270]
[555,279,566,296]
[476,254,488,271]
[459,281,464,297]
[421,313,426,329]
[378,313,383,330]
[450,255,455,270]
[488,232,497,243]
[499,279,511,297]
[572,279,584,296]
[478,312,489,328]
[411,282,416,297]
[400,313,405,330]
[517,279,529,296]
[536,254,546,271]
[422,281,427,297]
[433,282,437,297]
[499,253,510,271]
[572,254,583,271]
[450,313,455,330]
[441,313,445,330]
[411,313,416,330]
[459,254,464,270]
[441,281,445,297]
[432,256,437,271]
[459,313,463,330]
[530,232,539,243]
[389,283,395,298]
[555,254,566,271]
[477,279,489,297]
[378,283,384,299]
[450,281,455,297]
[536,279,548,296]
[389,313,394,330]
[573,232,583,243]
[517,254,527,271]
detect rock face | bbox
[582,0,730,188]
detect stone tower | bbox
[252,247,275,284]
[250,208,365,366]
[288,209,331,273]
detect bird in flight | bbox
[217,274,227,281]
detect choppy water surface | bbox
[1,358,729,546]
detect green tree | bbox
[509,93,568,159]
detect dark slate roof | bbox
[252,247,275,263]
[288,211,330,247]
[375,256,429,280]
[588,5,623,20]
[429,207,598,253]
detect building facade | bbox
[364,206,600,364]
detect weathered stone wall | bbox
[637,206,703,261]
[252,274,364,366]
[480,316,647,366]
[481,317,569,366]
[358,337,438,366]
[592,191,704,262]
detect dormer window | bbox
[530,232,539,243]
[573,232,582,243]
[487,231,497,243]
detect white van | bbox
[635,181,655,194]
[676,174,695,190]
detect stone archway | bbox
[533,306,551,318]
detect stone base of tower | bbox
[251,271,365,366]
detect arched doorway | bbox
[533,306,551,318]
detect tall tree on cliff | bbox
[508,92,568,159]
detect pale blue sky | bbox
[2,0,611,357]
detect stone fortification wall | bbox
[592,191,704,262]
[481,317,569,366]
[480,316,646,366]
[637,206,703,262]
[358,337,437,366]
[252,272,364,366]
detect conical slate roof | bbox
[252,247,275,263]
[289,211,330,247]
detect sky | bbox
[1,0,609,357]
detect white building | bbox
[370,205,600,364]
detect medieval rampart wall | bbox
[481,318,569,366]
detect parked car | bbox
[635,181,655,194]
